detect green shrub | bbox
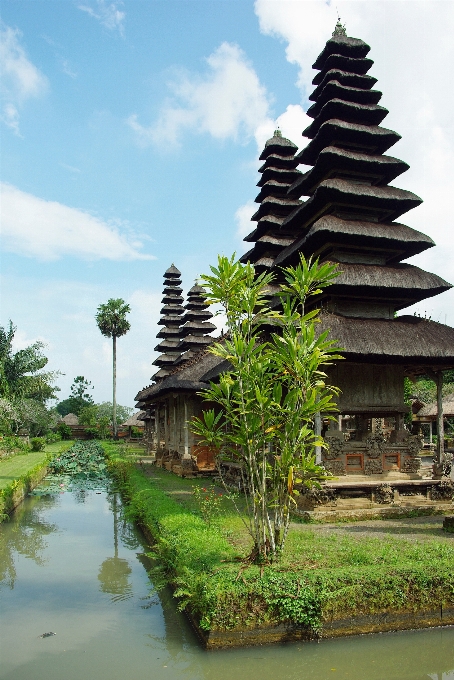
[30,437,45,451]
[85,426,100,439]
[57,422,72,440]
[45,432,62,444]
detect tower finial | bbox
[332,13,347,37]
[274,128,282,137]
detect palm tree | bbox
[95,299,131,439]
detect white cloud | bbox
[254,104,310,154]
[0,182,154,261]
[254,0,454,326]
[78,0,125,35]
[235,200,257,242]
[0,23,48,134]
[128,42,272,147]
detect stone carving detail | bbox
[375,483,393,504]
[323,436,345,460]
[405,434,424,456]
[365,459,383,475]
[401,456,421,473]
[365,432,387,458]
[431,479,454,501]
[323,460,346,476]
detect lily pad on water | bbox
[30,441,110,495]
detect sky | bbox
[1,0,453,409]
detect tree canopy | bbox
[95,299,131,339]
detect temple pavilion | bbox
[136,22,454,486]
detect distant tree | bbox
[95,299,131,439]
[97,401,133,425]
[56,376,94,416]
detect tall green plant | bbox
[95,299,131,439]
[191,254,342,562]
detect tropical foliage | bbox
[191,254,342,562]
[0,322,60,435]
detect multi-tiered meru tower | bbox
[152,265,185,381]
[243,21,454,478]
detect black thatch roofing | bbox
[259,131,298,160]
[318,312,454,367]
[164,264,181,277]
[307,81,382,117]
[326,262,451,308]
[313,35,370,70]
[303,100,389,139]
[255,180,294,202]
[161,294,184,304]
[160,304,185,315]
[258,165,302,187]
[297,119,401,166]
[273,215,434,268]
[310,70,377,100]
[258,154,299,172]
[283,179,422,230]
[252,195,302,221]
[136,350,224,402]
[312,55,374,84]
[290,147,409,197]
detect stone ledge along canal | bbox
[1,477,454,679]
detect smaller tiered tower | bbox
[152,265,185,380]
[176,284,216,363]
[240,130,302,270]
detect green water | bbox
[1,489,453,680]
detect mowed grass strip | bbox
[0,441,74,490]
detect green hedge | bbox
[103,444,454,636]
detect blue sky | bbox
[1,0,453,408]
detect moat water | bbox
[1,488,453,680]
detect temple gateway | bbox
[135,23,454,497]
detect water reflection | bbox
[97,493,132,601]
[1,489,454,680]
[0,495,58,590]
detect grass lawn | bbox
[104,442,454,638]
[0,441,74,491]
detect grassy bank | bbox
[0,441,74,519]
[104,442,454,645]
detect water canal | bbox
[1,486,454,680]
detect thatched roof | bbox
[312,34,370,70]
[297,120,400,166]
[417,397,454,418]
[62,413,79,425]
[311,70,377,100]
[273,216,434,268]
[318,313,454,367]
[283,178,422,230]
[122,411,146,427]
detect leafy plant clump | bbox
[192,254,342,562]
[30,437,45,452]
[30,441,109,495]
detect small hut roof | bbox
[62,413,79,425]
[122,411,146,427]
[417,397,454,418]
